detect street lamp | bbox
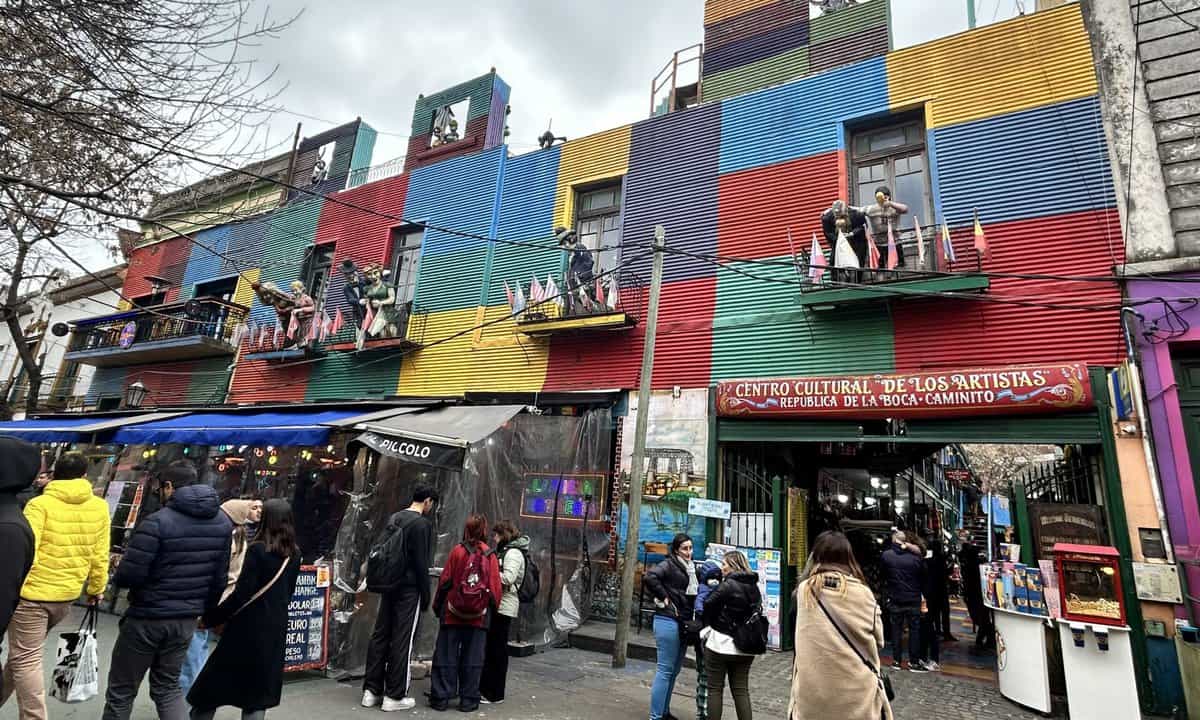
[124,381,147,409]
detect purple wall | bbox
[1129,277,1200,621]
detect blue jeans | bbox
[650,616,684,720]
[179,629,211,696]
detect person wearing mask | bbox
[789,531,893,720]
[180,499,263,697]
[643,533,698,720]
[700,551,760,720]
[102,462,232,720]
[186,499,302,720]
[1,451,109,720]
[957,529,994,653]
[881,530,926,672]
[692,557,722,720]
[479,520,527,705]
[362,485,437,712]
[429,513,501,713]
[0,438,38,681]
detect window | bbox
[302,246,335,304]
[387,227,423,308]
[575,183,623,278]
[193,278,237,302]
[131,292,165,309]
[850,120,931,233]
[429,99,469,148]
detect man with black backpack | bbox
[362,485,437,712]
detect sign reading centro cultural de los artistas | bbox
[716,363,1093,420]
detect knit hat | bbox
[0,436,39,494]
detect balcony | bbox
[321,302,429,353]
[64,297,249,367]
[795,229,990,311]
[515,274,644,337]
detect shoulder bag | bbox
[210,554,291,636]
[811,583,895,705]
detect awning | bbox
[355,405,525,470]
[0,412,185,443]
[111,408,417,447]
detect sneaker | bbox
[924,661,942,672]
[361,690,382,708]
[480,698,504,705]
[908,662,930,673]
[382,697,416,712]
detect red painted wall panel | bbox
[543,277,716,391]
[126,362,195,407]
[227,358,310,404]
[893,208,1124,371]
[123,237,192,301]
[717,151,841,259]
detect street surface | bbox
[0,607,1049,719]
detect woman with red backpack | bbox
[429,513,502,712]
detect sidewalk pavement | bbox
[0,607,1050,719]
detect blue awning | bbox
[110,408,414,447]
[0,412,184,443]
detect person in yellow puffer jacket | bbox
[0,452,109,720]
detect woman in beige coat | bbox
[789,531,893,720]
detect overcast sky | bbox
[78,0,1027,273]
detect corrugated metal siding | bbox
[710,257,895,380]
[233,269,261,312]
[488,148,562,306]
[809,25,889,74]
[717,151,840,258]
[468,306,548,390]
[228,358,310,404]
[719,56,888,174]
[179,226,232,300]
[544,277,716,390]
[702,47,810,103]
[250,197,324,327]
[407,147,502,311]
[622,104,722,283]
[128,363,195,407]
[122,244,161,299]
[933,96,1116,226]
[553,126,632,230]
[351,123,377,176]
[316,174,409,344]
[485,76,511,148]
[306,352,404,402]
[186,357,232,405]
[705,0,805,51]
[808,0,888,42]
[156,237,193,303]
[395,307,478,396]
[892,208,1124,371]
[220,215,268,277]
[408,73,496,136]
[705,0,777,26]
[702,21,810,77]
[85,367,127,405]
[887,4,1098,128]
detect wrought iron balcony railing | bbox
[64,297,249,367]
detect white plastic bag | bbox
[49,607,99,704]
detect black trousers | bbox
[919,614,940,663]
[478,614,512,702]
[430,625,486,711]
[363,588,422,699]
[888,603,921,664]
[932,594,952,636]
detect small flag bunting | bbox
[834,229,860,269]
[941,219,956,265]
[914,216,925,267]
[886,221,899,271]
[973,209,989,260]
[808,232,827,283]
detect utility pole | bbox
[613,225,666,668]
[967,0,976,29]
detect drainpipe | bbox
[1122,307,1176,565]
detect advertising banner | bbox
[285,565,331,672]
[707,543,784,651]
[716,364,1093,420]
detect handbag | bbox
[812,585,895,704]
[49,606,99,704]
[210,555,290,636]
[730,602,769,655]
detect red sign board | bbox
[716,363,1093,420]
[944,469,973,482]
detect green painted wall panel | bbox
[186,357,233,405]
[250,197,324,326]
[710,256,894,380]
[304,352,404,402]
[809,0,889,43]
[414,246,490,313]
[703,47,810,103]
[351,123,377,174]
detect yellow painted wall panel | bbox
[887,4,1098,128]
[705,0,778,26]
[552,125,631,230]
[232,268,261,309]
[395,306,548,396]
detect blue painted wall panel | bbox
[719,56,888,174]
[219,216,268,278]
[487,148,562,306]
[407,146,504,311]
[179,226,232,299]
[932,96,1116,226]
[623,103,722,284]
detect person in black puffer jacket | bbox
[642,533,698,720]
[0,437,36,639]
[700,551,761,720]
[103,462,232,720]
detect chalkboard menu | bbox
[1029,503,1107,560]
[284,565,331,672]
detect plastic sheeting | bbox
[326,408,613,679]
